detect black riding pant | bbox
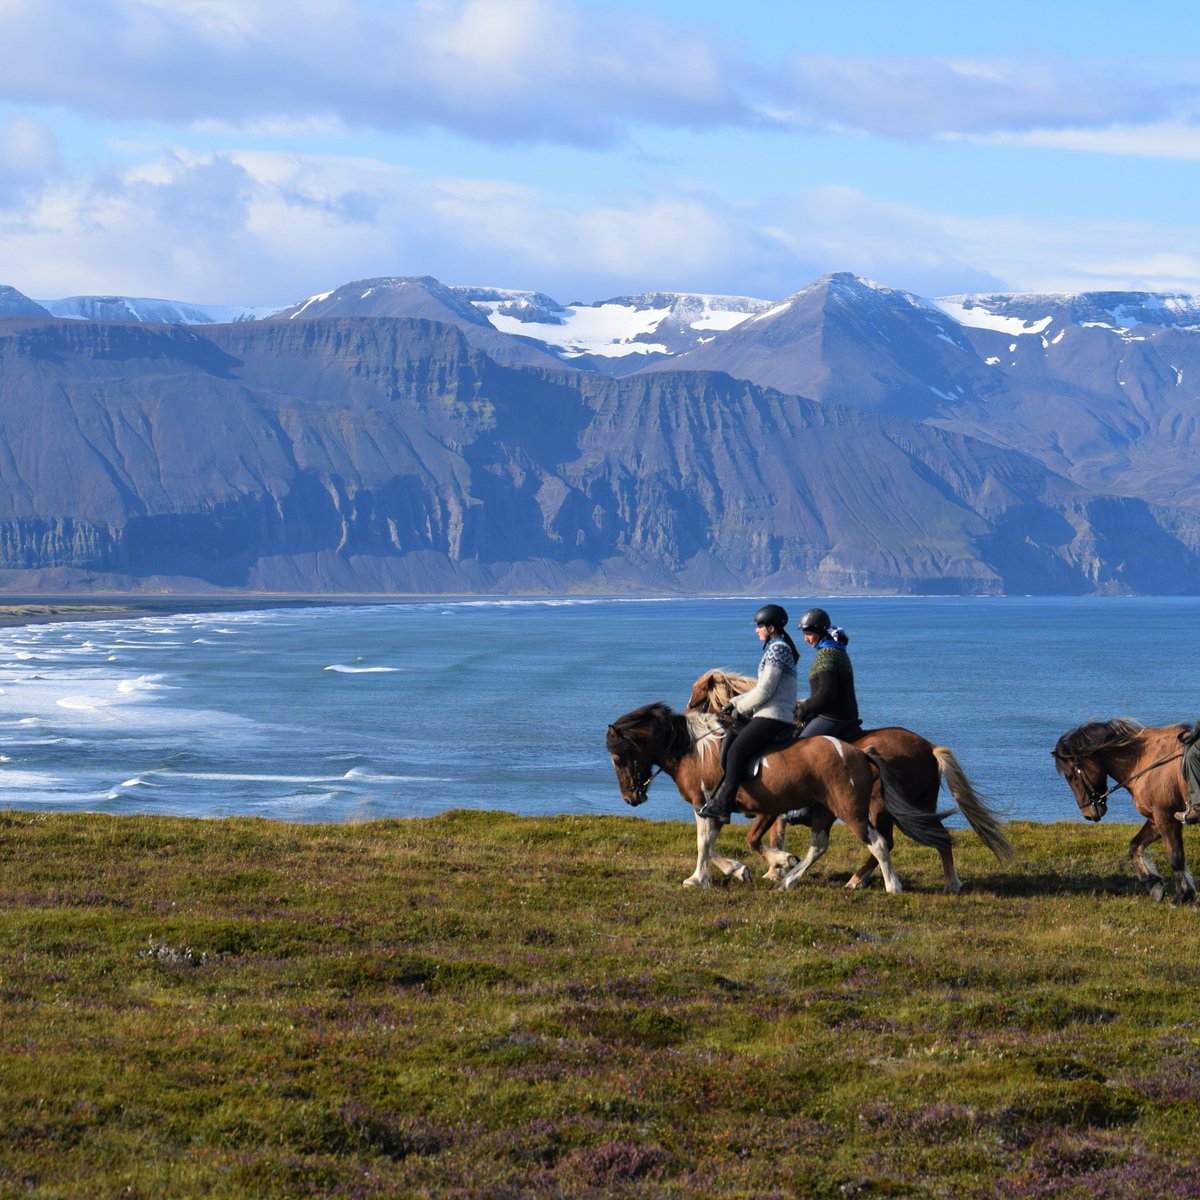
[714,716,792,809]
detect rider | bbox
[794,607,863,742]
[697,604,798,825]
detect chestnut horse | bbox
[1053,718,1196,904]
[686,669,1014,891]
[606,702,952,893]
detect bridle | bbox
[609,720,723,807]
[621,758,663,806]
[1059,756,1112,820]
[1058,749,1185,821]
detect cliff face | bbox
[0,313,1198,595]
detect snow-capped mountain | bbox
[0,285,51,317]
[37,294,281,324]
[454,287,774,374]
[935,290,1200,335]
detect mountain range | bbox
[1,270,1199,596]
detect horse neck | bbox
[656,714,721,801]
[1095,734,1148,780]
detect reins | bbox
[1067,747,1185,809]
[611,715,723,803]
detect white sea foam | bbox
[56,695,112,711]
[323,664,400,674]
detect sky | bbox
[2,0,1200,307]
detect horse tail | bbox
[932,746,1016,864]
[864,748,952,851]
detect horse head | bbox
[1052,719,1142,821]
[606,703,674,806]
[607,702,707,806]
[1052,747,1110,821]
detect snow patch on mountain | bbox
[466,290,771,360]
[934,298,1054,337]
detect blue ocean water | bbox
[0,596,1197,826]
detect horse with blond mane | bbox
[607,701,952,892]
[686,668,1014,891]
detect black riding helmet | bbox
[798,607,831,633]
[754,603,788,629]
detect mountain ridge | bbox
[0,310,1197,595]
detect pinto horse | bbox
[686,669,1014,891]
[606,702,952,893]
[1053,718,1196,904]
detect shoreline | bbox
[0,593,463,630]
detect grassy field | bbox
[1,809,1199,1199]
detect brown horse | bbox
[1053,718,1196,904]
[606,702,952,893]
[686,668,1014,891]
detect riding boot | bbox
[698,792,734,824]
[785,806,812,826]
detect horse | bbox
[685,668,1014,892]
[606,701,953,893]
[1052,718,1196,904]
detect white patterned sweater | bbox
[731,638,797,723]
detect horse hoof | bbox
[682,877,709,889]
[1150,881,1166,903]
[732,866,753,885]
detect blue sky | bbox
[1,0,1199,306]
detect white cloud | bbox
[9,142,1200,306]
[948,120,1200,162]
[0,0,747,147]
[0,0,1193,152]
[0,113,63,203]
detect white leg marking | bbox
[683,811,718,887]
[779,830,829,890]
[867,826,903,894]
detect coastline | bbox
[0,594,373,630]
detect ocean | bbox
[0,595,1197,827]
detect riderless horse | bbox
[607,701,952,893]
[1053,718,1199,904]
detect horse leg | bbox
[848,808,890,889]
[684,811,752,888]
[778,812,833,890]
[843,804,903,894]
[751,813,799,881]
[937,843,963,894]
[1160,820,1197,905]
[1129,819,1166,901]
[865,825,903,894]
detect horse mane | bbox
[607,702,723,769]
[688,669,754,712]
[1053,718,1145,763]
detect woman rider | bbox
[794,607,862,741]
[698,604,798,825]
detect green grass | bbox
[2,809,1200,1197]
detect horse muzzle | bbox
[624,789,650,807]
[1083,797,1107,822]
